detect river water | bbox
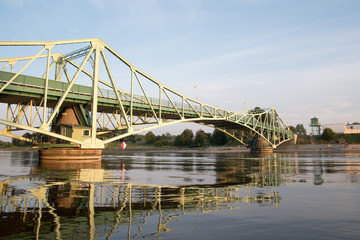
[1,150,360,239]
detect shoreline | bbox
[101,144,360,154]
[1,144,360,154]
[103,146,250,154]
[274,143,360,153]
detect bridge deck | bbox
[0,71,215,120]
[0,70,292,146]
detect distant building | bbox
[345,123,360,134]
[322,122,360,134]
[322,123,345,134]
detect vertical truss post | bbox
[182,97,185,118]
[159,86,162,120]
[42,44,53,124]
[6,104,11,132]
[91,40,101,146]
[29,100,33,126]
[130,69,134,129]
[272,108,275,144]
[55,59,61,81]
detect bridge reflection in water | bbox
[0,153,296,239]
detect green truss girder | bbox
[0,39,293,148]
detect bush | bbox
[155,133,170,147]
[322,128,336,140]
[296,135,311,144]
[145,131,156,144]
[341,134,360,144]
[194,130,209,147]
[174,129,193,147]
[210,129,228,145]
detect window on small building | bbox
[83,129,90,137]
[61,127,66,136]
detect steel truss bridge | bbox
[0,39,293,149]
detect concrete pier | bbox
[250,137,274,153]
[39,147,102,163]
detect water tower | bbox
[310,116,321,135]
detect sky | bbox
[1,0,360,135]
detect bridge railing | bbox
[1,71,292,139]
[95,83,229,117]
[0,70,215,117]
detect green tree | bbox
[174,129,194,147]
[194,129,209,147]
[181,129,193,146]
[249,106,264,114]
[126,134,137,143]
[12,132,33,146]
[296,124,307,135]
[156,133,171,147]
[145,131,156,144]
[289,126,296,133]
[322,128,336,140]
[174,135,182,146]
[210,129,228,145]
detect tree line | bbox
[5,121,360,148]
[3,129,231,148]
[0,132,48,148]
[143,128,231,148]
[289,123,360,144]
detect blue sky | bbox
[1,0,360,134]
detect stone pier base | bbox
[39,147,102,163]
[250,147,274,153]
[250,137,274,153]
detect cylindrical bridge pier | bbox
[39,146,102,163]
[250,137,274,153]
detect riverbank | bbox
[103,146,250,154]
[2,144,360,154]
[0,147,36,151]
[104,144,360,154]
[274,144,360,153]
